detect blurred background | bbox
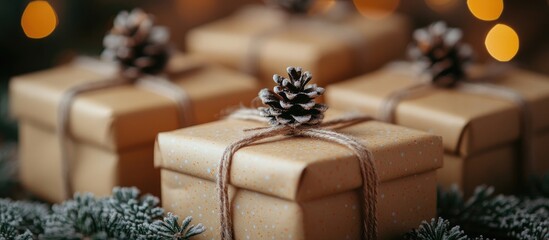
[0,0,548,142]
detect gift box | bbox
[186,5,410,87]
[10,54,260,202]
[438,145,518,195]
[144,0,260,51]
[155,110,443,239]
[326,63,549,195]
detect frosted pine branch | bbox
[0,187,205,239]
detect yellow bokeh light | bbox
[425,0,459,12]
[466,0,503,21]
[485,24,519,62]
[353,0,400,19]
[21,0,58,39]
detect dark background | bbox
[1,0,548,140]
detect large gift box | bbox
[155,110,443,239]
[10,54,260,202]
[326,63,549,195]
[186,5,410,87]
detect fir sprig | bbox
[0,187,205,239]
[0,198,48,239]
[411,185,549,240]
[440,186,549,239]
[149,213,205,240]
[405,218,468,240]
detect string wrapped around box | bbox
[217,66,378,240]
[377,21,533,183]
[241,0,368,77]
[58,9,197,198]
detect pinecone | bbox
[259,67,327,126]
[102,9,170,79]
[408,21,473,88]
[265,0,314,14]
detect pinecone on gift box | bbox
[259,67,327,126]
[265,0,313,14]
[408,21,473,87]
[102,9,170,79]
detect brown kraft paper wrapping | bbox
[144,0,260,50]
[10,54,261,152]
[162,169,437,240]
[155,112,443,239]
[187,5,410,87]
[10,54,261,202]
[437,144,518,197]
[326,63,549,158]
[20,122,159,203]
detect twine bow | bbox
[379,21,534,183]
[216,67,378,240]
[57,9,195,199]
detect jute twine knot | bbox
[217,67,379,240]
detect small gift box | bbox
[326,22,549,196]
[9,10,260,203]
[155,67,443,239]
[186,3,410,87]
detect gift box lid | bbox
[326,63,549,156]
[10,54,260,152]
[187,5,410,86]
[155,110,443,202]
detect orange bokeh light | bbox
[21,0,58,39]
[485,24,519,62]
[467,0,503,21]
[353,0,400,19]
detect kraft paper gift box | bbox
[144,0,260,50]
[438,145,518,195]
[155,111,443,239]
[326,63,549,195]
[438,133,549,196]
[186,5,410,88]
[10,54,260,203]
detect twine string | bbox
[57,77,129,198]
[242,14,290,76]
[243,7,366,78]
[379,63,533,182]
[136,74,194,127]
[217,109,378,240]
[57,62,199,199]
[458,82,533,181]
[378,83,433,123]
